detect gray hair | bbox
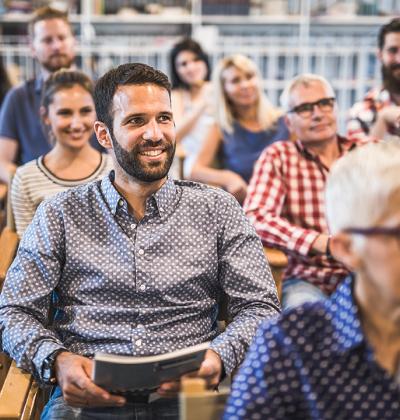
[280,73,335,112]
[326,142,400,236]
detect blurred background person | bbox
[347,18,400,141]
[0,56,11,109]
[190,54,289,203]
[11,69,112,238]
[169,38,214,179]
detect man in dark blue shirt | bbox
[225,141,400,420]
[0,6,76,183]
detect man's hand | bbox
[55,351,126,408]
[157,349,223,397]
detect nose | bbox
[311,103,324,119]
[70,113,84,129]
[142,120,163,142]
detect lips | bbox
[140,149,164,157]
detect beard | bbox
[110,130,175,183]
[382,63,400,95]
[41,54,75,73]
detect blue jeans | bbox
[281,278,327,310]
[41,387,179,420]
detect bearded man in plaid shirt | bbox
[347,18,400,141]
[244,74,370,309]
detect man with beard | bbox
[0,63,279,419]
[0,6,76,184]
[347,18,400,140]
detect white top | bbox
[11,153,114,237]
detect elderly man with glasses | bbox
[226,141,400,419]
[244,74,371,309]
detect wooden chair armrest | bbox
[263,247,288,268]
[0,227,19,288]
[179,378,229,420]
[0,362,33,419]
[0,184,7,206]
[263,247,288,302]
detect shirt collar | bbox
[295,135,358,161]
[101,171,178,218]
[325,275,365,352]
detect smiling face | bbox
[175,50,208,87]
[107,84,176,183]
[44,84,95,149]
[285,81,337,145]
[222,65,259,108]
[32,18,75,73]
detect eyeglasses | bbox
[344,226,400,238]
[288,97,335,118]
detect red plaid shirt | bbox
[347,87,398,139]
[244,136,368,295]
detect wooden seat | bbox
[179,377,229,420]
[263,247,288,301]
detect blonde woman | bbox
[190,54,289,203]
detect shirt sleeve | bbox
[11,167,38,238]
[223,319,297,419]
[209,191,280,375]
[0,200,67,382]
[244,147,320,257]
[0,87,19,141]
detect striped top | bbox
[11,153,113,238]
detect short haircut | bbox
[326,142,400,236]
[94,63,171,131]
[169,38,210,89]
[378,18,400,50]
[28,6,72,38]
[213,54,281,133]
[41,69,93,112]
[280,73,335,112]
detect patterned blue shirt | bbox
[0,173,279,384]
[225,276,400,419]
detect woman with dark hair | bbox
[0,57,11,108]
[11,69,113,237]
[169,38,214,178]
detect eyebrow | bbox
[121,111,173,125]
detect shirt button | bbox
[135,339,142,347]
[118,199,124,207]
[131,223,136,229]
[138,249,144,256]
[139,284,146,291]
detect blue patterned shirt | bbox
[225,276,400,419]
[0,173,279,384]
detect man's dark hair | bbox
[29,6,72,38]
[378,18,400,50]
[169,38,210,89]
[94,63,171,131]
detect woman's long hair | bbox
[212,54,281,134]
[169,38,210,90]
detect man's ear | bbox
[94,121,113,150]
[330,232,362,270]
[284,114,293,136]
